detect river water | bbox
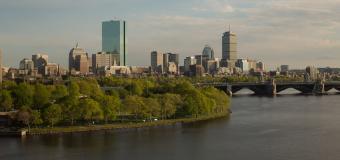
[2,94,340,160]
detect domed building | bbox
[202,45,215,60]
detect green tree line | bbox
[0,77,230,130]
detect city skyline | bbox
[1,0,340,69]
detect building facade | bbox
[102,20,127,66]
[236,59,249,72]
[69,46,90,75]
[92,52,119,74]
[151,51,164,73]
[222,31,237,68]
[184,56,197,73]
[202,45,215,60]
[32,54,48,74]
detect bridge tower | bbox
[313,77,325,95]
[266,79,277,96]
[226,84,233,97]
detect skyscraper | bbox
[202,45,215,60]
[222,29,237,68]
[102,20,127,66]
[150,51,163,73]
[167,53,179,66]
[69,45,89,75]
[32,54,48,74]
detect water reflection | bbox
[2,95,340,160]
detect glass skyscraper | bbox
[222,31,237,60]
[102,20,127,66]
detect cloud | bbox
[192,0,234,13]
[1,0,340,69]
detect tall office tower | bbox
[102,20,127,66]
[32,54,48,74]
[19,58,35,75]
[0,49,2,83]
[69,45,89,75]
[195,55,203,65]
[151,51,163,73]
[92,52,119,74]
[202,45,215,60]
[184,56,197,72]
[167,53,179,65]
[222,30,237,68]
[164,53,179,74]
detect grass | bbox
[29,113,229,135]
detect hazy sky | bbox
[1,0,340,69]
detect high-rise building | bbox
[44,63,59,76]
[19,58,35,75]
[69,45,89,75]
[92,52,119,74]
[151,51,163,73]
[306,66,319,81]
[167,53,179,65]
[19,58,34,71]
[163,53,179,74]
[222,30,237,68]
[236,59,249,72]
[184,56,197,73]
[202,45,215,60]
[32,54,48,74]
[206,60,219,74]
[102,20,127,66]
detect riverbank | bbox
[28,113,229,135]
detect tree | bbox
[125,81,143,96]
[14,83,34,107]
[1,81,17,90]
[52,85,68,100]
[31,110,43,127]
[123,95,147,119]
[202,87,230,113]
[182,90,211,117]
[68,81,80,97]
[60,95,80,125]
[81,99,104,122]
[0,90,13,111]
[100,95,120,123]
[77,80,92,97]
[33,84,51,110]
[143,97,160,120]
[158,94,181,119]
[16,106,32,131]
[43,104,62,128]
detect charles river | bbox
[2,89,340,160]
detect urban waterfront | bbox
[2,93,340,160]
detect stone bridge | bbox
[198,81,340,96]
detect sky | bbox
[1,0,340,69]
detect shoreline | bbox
[28,113,230,135]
